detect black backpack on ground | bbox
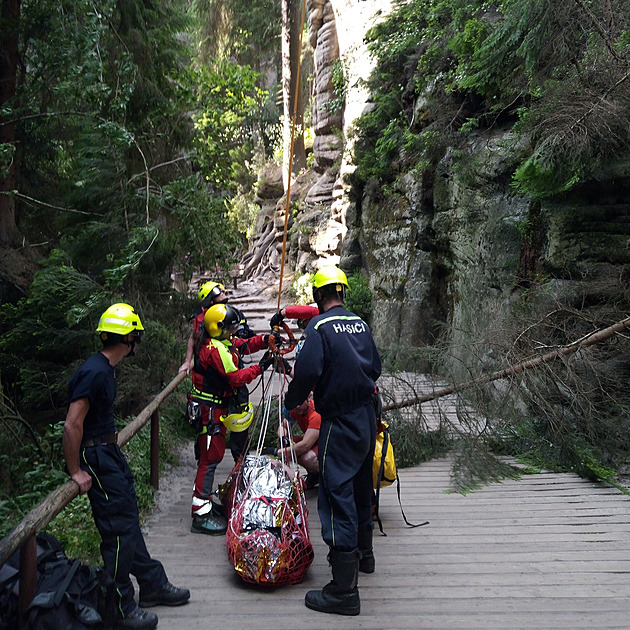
[0,533,117,630]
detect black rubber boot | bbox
[304,548,360,616]
[358,524,375,574]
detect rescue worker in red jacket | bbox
[284,266,381,616]
[179,281,255,375]
[181,281,253,463]
[190,303,276,534]
[179,281,228,375]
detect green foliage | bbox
[227,192,260,239]
[192,0,281,73]
[449,440,522,495]
[351,0,630,198]
[1,0,230,423]
[158,175,241,273]
[345,271,373,324]
[0,248,185,425]
[0,251,105,418]
[321,59,348,115]
[187,59,274,192]
[387,419,452,469]
[0,402,189,563]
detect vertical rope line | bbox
[277,0,308,310]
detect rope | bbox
[225,363,313,585]
[277,0,308,310]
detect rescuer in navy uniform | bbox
[284,266,382,616]
[63,303,190,630]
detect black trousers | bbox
[317,403,376,551]
[81,444,167,615]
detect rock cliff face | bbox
[260,0,630,376]
[348,129,630,373]
[277,0,393,273]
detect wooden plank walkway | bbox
[140,280,630,628]
[141,450,630,629]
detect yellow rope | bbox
[277,0,308,310]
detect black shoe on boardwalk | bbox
[115,607,158,630]
[139,581,190,607]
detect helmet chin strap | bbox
[123,336,137,357]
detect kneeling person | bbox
[278,396,320,489]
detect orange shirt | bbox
[289,398,321,434]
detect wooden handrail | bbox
[0,371,187,569]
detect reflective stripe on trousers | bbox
[318,403,376,550]
[82,444,167,614]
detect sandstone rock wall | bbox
[354,128,630,374]
[281,0,392,273]
[252,0,630,381]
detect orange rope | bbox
[277,0,307,310]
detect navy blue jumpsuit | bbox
[68,352,167,616]
[285,305,381,551]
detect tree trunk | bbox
[0,0,21,246]
[281,0,306,192]
[382,316,630,412]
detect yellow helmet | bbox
[204,304,240,338]
[198,281,226,303]
[220,402,254,432]
[312,266,348,300]
[96,303,144,340]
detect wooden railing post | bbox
[18,535,37,627]
[150,409,160,490]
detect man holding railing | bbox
[63,303,190,630]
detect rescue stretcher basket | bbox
[222,454,314,585]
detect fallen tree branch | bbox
[383,315,630,412]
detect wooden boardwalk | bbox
[139,281,630,628]
[142,452,630,630]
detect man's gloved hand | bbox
[258,352,275,373]
[281,358,292,376]
[270,310,284,328]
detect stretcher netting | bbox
[223,454,314,585]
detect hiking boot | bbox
[305,471,319,490]
[191,513,227,535]
[115,606,158,630]
[359,549,375,574]
[358,524,375,574]
[211,500,225,519]
[305,548,360,616]
[139,581,190,608]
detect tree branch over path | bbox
[383,316,630,412]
